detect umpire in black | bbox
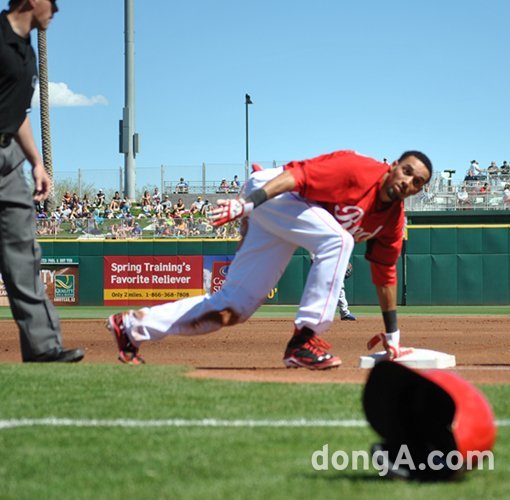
[0,0,83,362]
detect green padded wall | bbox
[40,226,510,306]
[405,226,510,305]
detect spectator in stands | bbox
[95,189,106,208]
[200,199,211,216]
[141,189,151,207]
[162,216,176,236]
[119,207,134,225]
[456,185,471,208]
[420,184,434,204]
[501,161,510,176]
[480,182,490,194]
[62,191,72,207]
[119,195,130,215]
[218,178,229,193]
[174,217,189,237]
[109,191,122,212]
[137,204,152,219]
[153,197,163,217]
[132,222,143,238]
[61,203,72,221]
[93,207,104,225]
[215,223,228,239]
[190,196,205,215]
[152,187,161,204]
[83,212,100,235]
[53,206,63,223]
[504,184,510,204]
[487,161,499,185]
[175,177,189,194]
[161,194,173,212]
[82,193,90,207]
[35,204,47,220]
[81,201,90,219]
[173,198,186,217]
[230,175,240,192]
[69,200,82,219]
[73,192,81,206]
[466,160,482,179]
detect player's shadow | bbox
[299,471,382,483]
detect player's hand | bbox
[367,332,401,360]
[208,198,253,227]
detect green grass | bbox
[1,305,510,320]
[0,365,508,499]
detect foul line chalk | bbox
[0,418,509,430]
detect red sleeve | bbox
[365,208,404,287]
[286,151,387,203]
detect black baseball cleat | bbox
[28,348,85,363]
[283,327,341,370]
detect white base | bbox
[359,348,456,369]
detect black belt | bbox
[0,133,13,148]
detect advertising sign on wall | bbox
[203,255,235,294]
[202,255,279,303]
[104,256,203,306]
[0,257,79,306]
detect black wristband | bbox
[382,310,398,333]
[246,188,268,208]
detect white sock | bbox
[385,329,400,345]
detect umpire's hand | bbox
[32,163,52,202]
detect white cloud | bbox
[32,82,108,107]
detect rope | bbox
[37,29,55,211]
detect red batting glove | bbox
[208,198,254,227]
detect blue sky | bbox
[23,0,510,189]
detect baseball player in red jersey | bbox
[107,150,432,369]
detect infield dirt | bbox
[1,316,509,384]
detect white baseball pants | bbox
[338,287,351,317]
[125,167,354,344]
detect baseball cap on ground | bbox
[363,361,496,481]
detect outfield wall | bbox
[39,225,510,306]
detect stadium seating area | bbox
[35,167,510,239]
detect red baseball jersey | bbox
[285,150,404,287]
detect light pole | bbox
[245,94,253,168]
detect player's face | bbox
[381,155,430,202]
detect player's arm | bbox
[14,115,51,202]
[209,170,296,226]
[376,284,399,347]
[366,284,401,359]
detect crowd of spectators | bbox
[35,164,509,238]
[412,158,510,210]
[34,183,240,239]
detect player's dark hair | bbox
[398,151,433,181]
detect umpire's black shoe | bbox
[29,348,85,363]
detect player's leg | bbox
[338,287,350,316]
[244,177,354,369]
[108,216,297,362]
[248,191,354,333]
[338,286,356,320]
